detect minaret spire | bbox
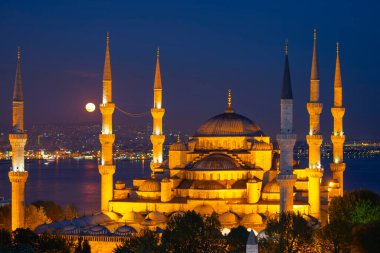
[306,29,324,220]
[150,47,166,177]
[277,40,297,213]
[154,47,162,90]
[98,32,116,212]
[281,40,293,100]
[13,47,23,103]
[9,46,29,230]
[311,29,319,82]
[102,32,112,103]
[330,42,346,197]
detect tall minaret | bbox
[98,33,116,212]
[277,41,297,213]
[306,30,324,219]
[330,43,345,197]
[9,47,28,230]
[150,48,165,177]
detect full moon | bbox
[85,103,96,112]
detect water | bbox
[0,158,379,213]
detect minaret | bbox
[330,43,345,197]
[306,30,324,219]
[150,48,165,177]
[98,33,116,212]
[9,47,28,230]
[277,41,297,213]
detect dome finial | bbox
[177,134,180,143]
[285,39,288,56]
[226,89,234,113]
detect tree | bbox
[82,239,91,253]
[64,204,78,220]
[226,225,249,253]
[0,205,11,230]
[25,205,52,230]
[318,190,380,252]
[113,229,159,253]
[260,212,313,253]
[32,200,64,221]
[36,232,72,253]
[0,229,12,250]
[161,211,227,253]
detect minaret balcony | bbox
[330,163,346,173]
[8,171,28,183]
[331,107,345,118]
[99,103,115,114]
[307,102,323,115]
[331,134,345,144]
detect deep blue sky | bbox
[0,0,378,139]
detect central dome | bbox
[195,112,263,137]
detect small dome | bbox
[119,211,144,224]
[195,112,263,137]
[240,213,263,226]
[139,179,161,192]
[85,224,110,236]
[263,179,280,193]
[194,204,214,216]
[194,180,224,190]
[193,154,241,170]
[145,211,167,224]
[170,142,187,151]
[219,212,239,226]
[34,223,56,234]
[82,213,111,226]
[103,211,122,220]
[114,225,137,236]
[115,180,126,190]
[71,217,87,228]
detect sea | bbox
[0,157,379,213]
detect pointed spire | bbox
[103,32,112,81]
[281,40,293,99]
[225,89,234,113]
[13,47,23,101]
[334,42,342,88]
[247,230,258,245]
[154,47,162,89]
[311,29,319,80]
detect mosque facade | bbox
[11,30,346,252]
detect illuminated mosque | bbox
[8,30,346,252]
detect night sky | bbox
[0,0,378,140]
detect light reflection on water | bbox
[0,159,150,213]
[0,157,379,213]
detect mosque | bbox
[8,30,346,252]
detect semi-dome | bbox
[192,154,241,170]
[194,180,225,190]
[195,112,263,137]
[139,179,161,192]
